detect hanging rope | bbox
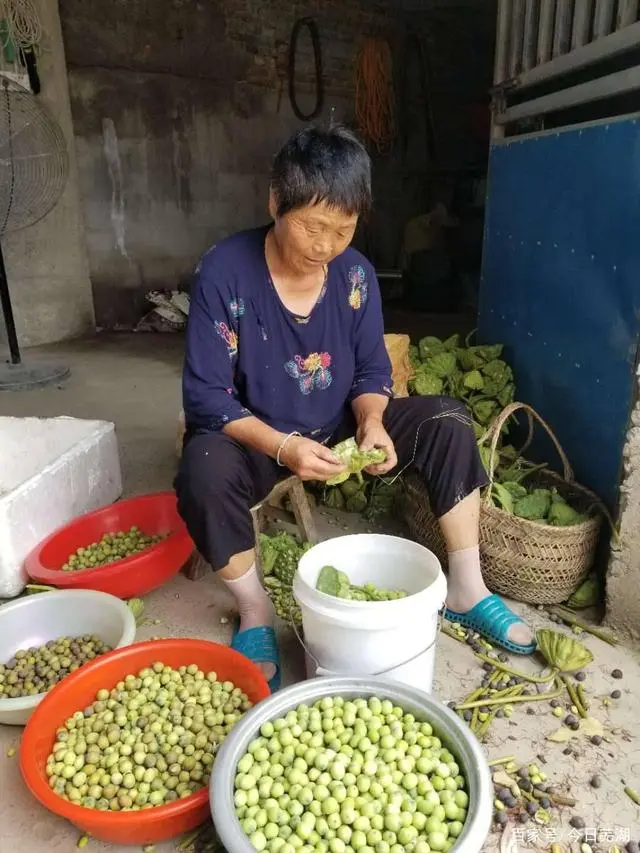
[288,17,324,122]
[355,36,395,153]
[0,0,42,50]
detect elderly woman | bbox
[175,126,534,690]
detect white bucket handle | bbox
[286,597,446,678]
[315,637,438,678]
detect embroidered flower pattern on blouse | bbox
[215,321,238,358]
[230,298,245,319]
[284,352,333,395]
[348,264,368,310]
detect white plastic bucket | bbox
[292,534,447,693]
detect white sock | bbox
[222,564,274,632]
[222,564,276,680]
[446,546,532,646]
[446,546,490,612]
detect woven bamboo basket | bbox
[403,402,603,605]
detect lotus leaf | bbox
[491,482,515,513]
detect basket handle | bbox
[483,402,574,505]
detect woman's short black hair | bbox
[271,125,372,218]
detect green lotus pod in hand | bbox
[326,437,386,487]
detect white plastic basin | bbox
[0,589,136,725]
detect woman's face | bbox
[269,195,359,277]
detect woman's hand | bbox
[280,435,347,482]
[357,417,397,475]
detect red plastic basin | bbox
[20,639,271,845]
[24,492,194,599]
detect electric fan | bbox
[0,75,71,390]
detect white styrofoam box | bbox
[0,416,123,597]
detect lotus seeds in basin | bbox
[45,662,252,811]
[0,635,113,699]
[61,527,167,571]
[233,695,468,853]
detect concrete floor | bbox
[1,335,639,853]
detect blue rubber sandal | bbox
[444,594,537,655]
[231,623,281,693]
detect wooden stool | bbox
[182,476,317,581]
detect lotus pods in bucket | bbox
[293,535,447,691]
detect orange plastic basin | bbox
[20,639,270,845]
[24,492,194,599]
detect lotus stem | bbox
[178,828,206,850]
[442,624,467,644]
[463,686,486,704]
[576,683,589,711]
[470,706,479,732]
[477,708,498,739]
[474,652,557,683]
[563,676,587,718]
[549,606,618,645]
[487,756,515,767]
[457,680,562,710]
[624,785,640,806]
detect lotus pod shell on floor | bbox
[536,628,593,673]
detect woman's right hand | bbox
[280,436,346,482]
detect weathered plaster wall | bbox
[58,0,495,329]
[58,0,399,328]
[606,376,640,639]
[1,0,94,348]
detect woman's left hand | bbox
[357,417,397,475]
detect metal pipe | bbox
[515,20,640,88]
[553,0,574,56]
[537,0,556,65]
[495,64,640,123]
[494,0,512,84]
[523,0,540,70]
[594,0,615,38]
[572,0,593,48]
[616,0,639,29]
[509,0,526,77]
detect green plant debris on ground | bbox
[126,598,145,625]
[259,531,310,625]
